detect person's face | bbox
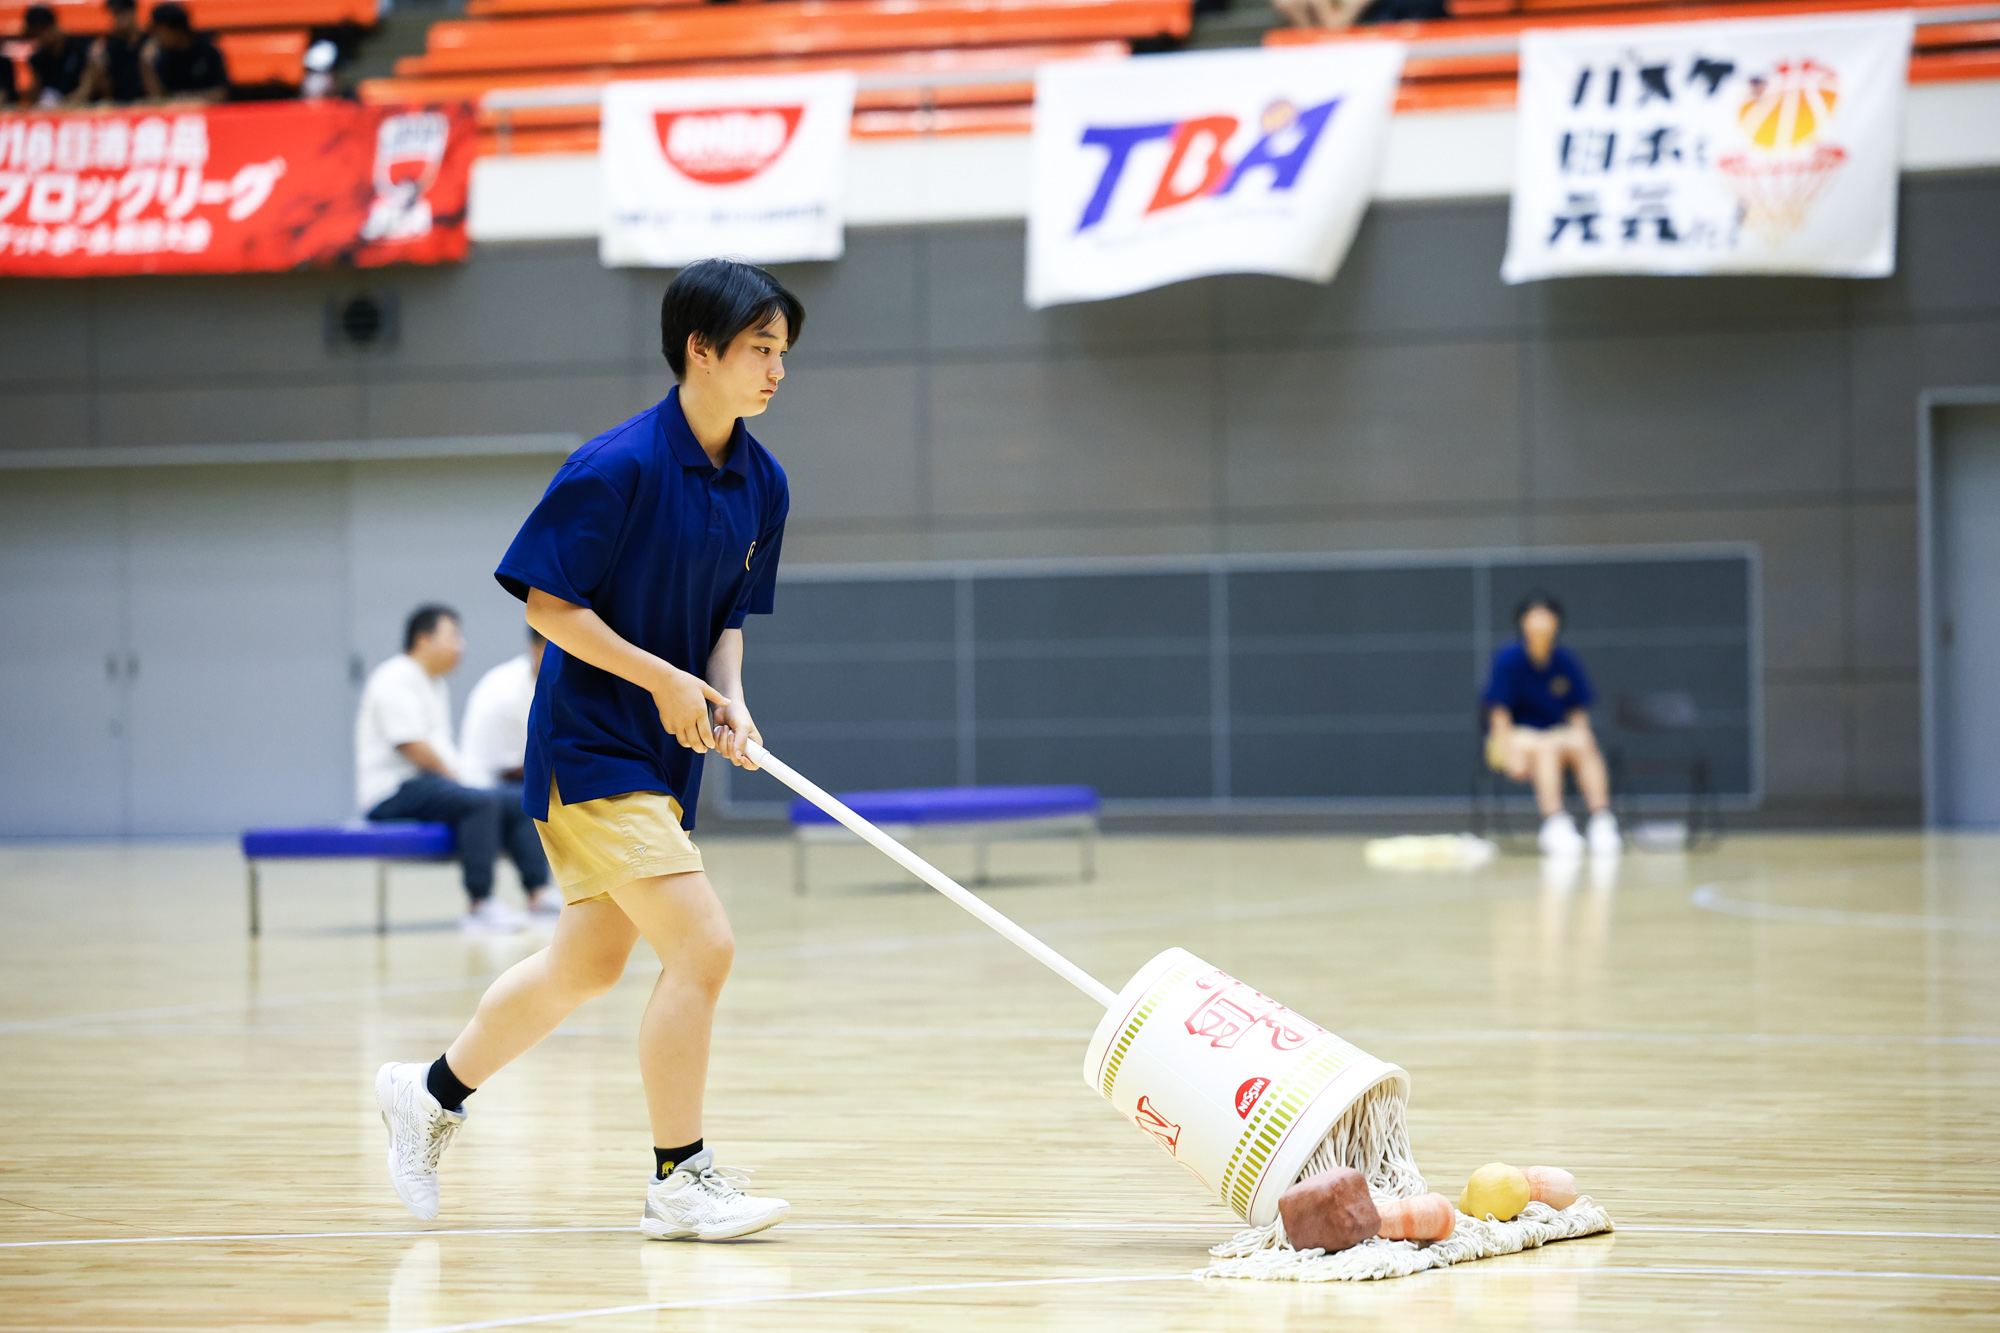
[1520,606,1560,659]
[29,24,58,50]
[411,617,464,676]
[109,6,139,34]
[685,314,788,420]
[152,23,188,48]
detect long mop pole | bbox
[745,741,1118,1009]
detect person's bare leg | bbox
[606,870,735,1149]
[1531,739,1566,817]
[445,897,639,1087]
[1571,737,1612,814]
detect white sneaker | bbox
[376,1062,465,1221]
[460,898,528,935]
[1538,813,1585,857]
[641,1149,790,1241]
[1587,810,1622,856]
[529,888,565,919]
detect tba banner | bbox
[0,101,473,276]
[1501,11,1912,282]
[600,72,857,268]
[1028,44,1405,309]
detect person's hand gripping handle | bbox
[652,665,729,754]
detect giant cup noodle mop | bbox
[746,743,1420,1225]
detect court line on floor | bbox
[7,1220,1999,1251]
[1691,884,2000,933]
[396,1261,2000,1331]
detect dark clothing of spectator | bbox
[150,35,227,96]
[368,773,550,902]
[29,35,90,99]
[1483,642,1597,730]
[98,32,146,102]
[1355,0,1449,21]
[1,52,16,104]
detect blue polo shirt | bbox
[1482,642,1595,730]
[495,387,788,826]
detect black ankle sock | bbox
[655,1140,703,1179]
[426,1055,475,1113]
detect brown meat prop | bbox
[1279,1167,1382,1254]
[1377,1192,1456,1242]
[1525,1165,1579,1210]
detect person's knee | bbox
[551,937,627,998]
[677,918,735,998]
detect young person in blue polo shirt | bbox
[375,260,799,1240]
[1483,593,1620,857]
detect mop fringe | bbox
[1196,1083,1614,1283]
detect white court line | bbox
[398,1262,2000,1332]
[7,1220,1999,1251]
[401,1273,1195,1333]
[1691,884,2000,933]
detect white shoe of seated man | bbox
[1538,812,1586,857]
[376,1062,465,1221]
[1586,809,1622,856]
[460,897,528,935]
[642,1149,790,1241]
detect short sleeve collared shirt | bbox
[496,388,788,826]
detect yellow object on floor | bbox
[1459,1163,1532,1222]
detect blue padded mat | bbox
[788,785,1099,827]
[241,822,457,859]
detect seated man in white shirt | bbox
[355,604,554,934]
[460,627,544,794]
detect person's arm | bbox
[396,740,456,780]
[138,39,163,101]
[524,586,728,754]
[705,627,761,770]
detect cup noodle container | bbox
[1084,947,1409,1227]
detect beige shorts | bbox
[1500,724,1593,773]
[535,780,705,905]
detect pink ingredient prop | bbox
[1376,1192,1456,1242]
[1525,1165,1579,1210]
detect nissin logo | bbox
[1074,97,1341,233]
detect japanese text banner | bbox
[1028,44,1405,309]
[1502,12,1911,282]
[600,72,857,268]
[0,101,473,277]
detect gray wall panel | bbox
[96,383,366,449]
[757,364,925,522]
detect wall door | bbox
[0,475,127,836]
[1932,404,2000,826]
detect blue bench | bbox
[240,822,457,937]
[787,785,1100,894]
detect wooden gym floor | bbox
[3,830,1997,1330]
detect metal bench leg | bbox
[376,862,389,936]
[247,862,261,938]
[793,836,808,896]
[973,839,989,887]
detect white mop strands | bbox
[1196,1083,1614,1283]
[742,742,1614,1284]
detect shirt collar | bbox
[661,385,752,477]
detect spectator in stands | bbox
[1483,593,1621,857]
[356,604,554,934]
[458,627,564,918]
[141,2,227,104]
[1,45,16,104]
[20,6,90,107]
[82,0,147,104]
[1272,0,1446,27]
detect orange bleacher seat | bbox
[217,27,309,81]
[0,0,373,36]
[364,39,1117,108]
[398,0,1187,78]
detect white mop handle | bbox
[744,740,1117,1009]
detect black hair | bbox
[104,0,137,14]
[404,603,460,651]
[23,5,56,31]
[1513,591,1564,632]
[150,2,190,32]
[659,258,804,381]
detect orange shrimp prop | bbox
[1377,1192,1456,1242]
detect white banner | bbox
[1502,12,1911,282]
[1028,45,1405,309]
[600,71,856,269]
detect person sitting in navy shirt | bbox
[1483,593,1620,856]
[372,259,799,1243]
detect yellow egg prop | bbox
[1457,1163,1531,1222]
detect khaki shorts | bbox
[535,780,705,905]
[1500,723,1593,774]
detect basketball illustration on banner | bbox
[1718,56,1849,245]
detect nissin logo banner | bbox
[1028,46,1404,309]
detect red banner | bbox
[0,100,473,276]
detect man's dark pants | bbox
[368,774,550,903]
